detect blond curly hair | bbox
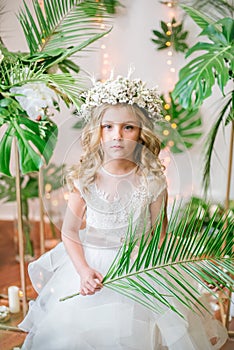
[67,103,165,192]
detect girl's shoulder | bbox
[72,177,85,198]
[144,171,167,202]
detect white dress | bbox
[19,167,227,350]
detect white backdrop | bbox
[0,0,233,219]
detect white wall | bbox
[0,0,233,220]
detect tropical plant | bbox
[0,163,65,255]
[0,0,110,177]
[171,5,234,191]
[80,0,123,15]
[179,0,234,20]
[179,196,234,256]
[60,204,234,318]
[157,93,202,152]
[152,17,188,53]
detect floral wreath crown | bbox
[78,71,163,122]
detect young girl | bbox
[19,75,227,349]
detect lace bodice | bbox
[73,167,167,248]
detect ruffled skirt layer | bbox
[19,243,227,350]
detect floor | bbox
[0,220,233,350]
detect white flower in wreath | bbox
[0,50,4,64]
[10,83,57,120]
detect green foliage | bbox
[80,0,123,15]
[152,17,188,53]
[0,89,58,176]
[180,196,234,231]
[0,163,65,203]
[157,93,202,153]
[203,91,233,192]
[0,0,111,177]
[19,0,111,72]
[60,203,234,317]
[172,15,234,109]
[172,6,234,192]
[0,163,64,255]
[180,1,234,20]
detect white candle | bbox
[8,286,20,313]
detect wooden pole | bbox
[224,120,234,331]
[14,138,28,316]
[225,121,234,211]
[38,1,45,256]
[39,167,45,255]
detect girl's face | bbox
[101,106,141,162]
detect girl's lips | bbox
[111,145,124,149]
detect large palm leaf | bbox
[203,91,233,192]
[19,0,111,71]
[180,1,234,21]
[172,11,233,110]
[60,204,234,318]
[171,6,234,192]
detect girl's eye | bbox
[102,124,112,129]
[124,125,134,130]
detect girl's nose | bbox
[113,126,122,140]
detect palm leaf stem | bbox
[103,257,232,287]
[203,96,233,193]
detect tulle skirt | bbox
[19,242,228,350]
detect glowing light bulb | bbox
[165,114,171,121]
[101,44,106,49]
[167,22,172,27]
[164,103,170,110]
[170,67,176,72]
[166,31,172,36]
[167,60,172,65]
[45,183,52,192]
[168,51,173,56]
[64,192,69,201]
[166,41,171,47]
[103,53,109,58]
[171,123,177,129]
[167,140,174,147]
[163,130,170,136]
[52,199,58,206]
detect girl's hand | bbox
[79,267,103,296]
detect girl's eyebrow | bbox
[101,120,140,125]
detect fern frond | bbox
[60,202,234,318]
[18,0,111,56]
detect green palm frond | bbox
[48,73,84,109]
[80,0,123,15]
[157,93,202,152]
[19,0,111,69]
[180,4,214,29]
[0,61,48,90]
[180,1,234,21]
[60,204,234,318]
[203,91,233,193]
[172,13,233,110]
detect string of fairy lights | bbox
[160,1,180,148]
[99,19,112,82]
